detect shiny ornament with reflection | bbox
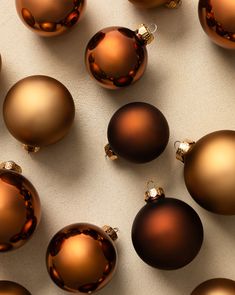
[0,281,31,295]
[132,183,203,269]
[105,102,169,163]
[176,130,235,215]
[15,0,86,37]
[46,223,118,293]
[129,0,181,9]
[3,75,75,153]
[85,24,156,89]
[191,278,235,295]
[0,161,41,252]
[198,0,235,49]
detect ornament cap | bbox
[102,225,119,241]
[135,24,156,45]
[145,181,165,203]
[105,144,118,161]
[0,161,22,174]
[165,0,182,9]
[175,140,195,163]
[23,144,40,153]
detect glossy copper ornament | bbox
[0,161,41,252]
[15,0,86,37]
[3,75,75,152]
[176,130,235,215]
[191,278,235,295]
[132,184,203,269]
[85,24,155,89]
[198,0,235,49]
[106,102,169,163]
[0,281,31,295]
[129,0,181,9]
[46,223,118,293]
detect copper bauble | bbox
[198,0,235,49]
[0,161,41,252]
[0,281,31,295]
[46,223,118,293]
[3,75,75,153]
[85,24,155,89]
[105,102,169,163]
[176,130,235,215]
[129,0,181,9]
[15,0,86,37]
[191,278,235,295]
[132,185,203,269]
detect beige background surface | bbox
[0,0,235,294]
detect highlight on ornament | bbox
[0,161,41,252]
[105,102,169,163]
[191,278,235,295]
[131,182,203,269]
[129,0,182,9]
[85,24,157,89]
[198,0,235,49]
[0,280,31,295]
[176,130,235,215]
[46,223,118,293]
[15,0,86,37]
[3,75,75,153]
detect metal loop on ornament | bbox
[174,141,181,150]
[148,23,158,34]
[146,180,156,191]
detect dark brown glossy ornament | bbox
[15,0,86,37]
[105,102,169,163]
[131,183,203,269]
[129,0,182,9]
[3,75,75,153]
[46,223,118,293]
[0,161,41,252]
[85,24,156,89]
[198,0,235,49]
[0,281,31,295]
[191,278,235,295]
[176,130,235,215]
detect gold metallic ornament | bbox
[176,130,235,215]
[46,223,118,293]
[0,161,41,252]
[191,278,235,295]
[85,24,157,89]
[198,0,235,49]
[0,281,31,295]
[15,0,86,37]
[3,75,75,153]
[129,0,182,9]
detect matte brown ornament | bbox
[198,0,235,49]
[131,183,203,269]
[129,0,182,9]
[0,161,41,252]
[3,75,75,153]
[0,281,31,295]
[191,278,235,295]
[105,102,169,163]
[15,0,86,37]
[46,223,118,293]
[176,130,235,215]
[85,24,156,89]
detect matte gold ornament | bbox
[198,0,235,49]
[85,24,157,89]
[15,0,86,37]
[3,75,75,153]
[191,278,235,295]
[0,161,41,252]
[46,223,118,293]
[176,130,235,215]
[129,0,182,9]
[0,281,31,295]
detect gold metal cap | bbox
[23,144,40,153]
[103,225,119,241]
[136,24,156,45]
[145,181,165,203]
[165,0,182,9]
[175,140,195,163]
[105,144,118,161]
[0,161,22,174]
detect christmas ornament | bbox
[191,278,235,295]
[0,281,31,295]
[3,75,75,153]
[105,102,169,163]
[129,0,182,9]
[131,182,203,269]
[198,0,235,49]
[176,130,235,215]
[0,161,41,252]
[15,0,86,37]
[46,223,118,293]
[85,24,157,89]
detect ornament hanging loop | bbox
[105,144,118,161]
[23,144,40,153]
[0,161,22,174]
[165,0,182,9]
[175,140,195,163]
[145,180,165,203]
[103,225,119,241]
[136,24,157,45]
